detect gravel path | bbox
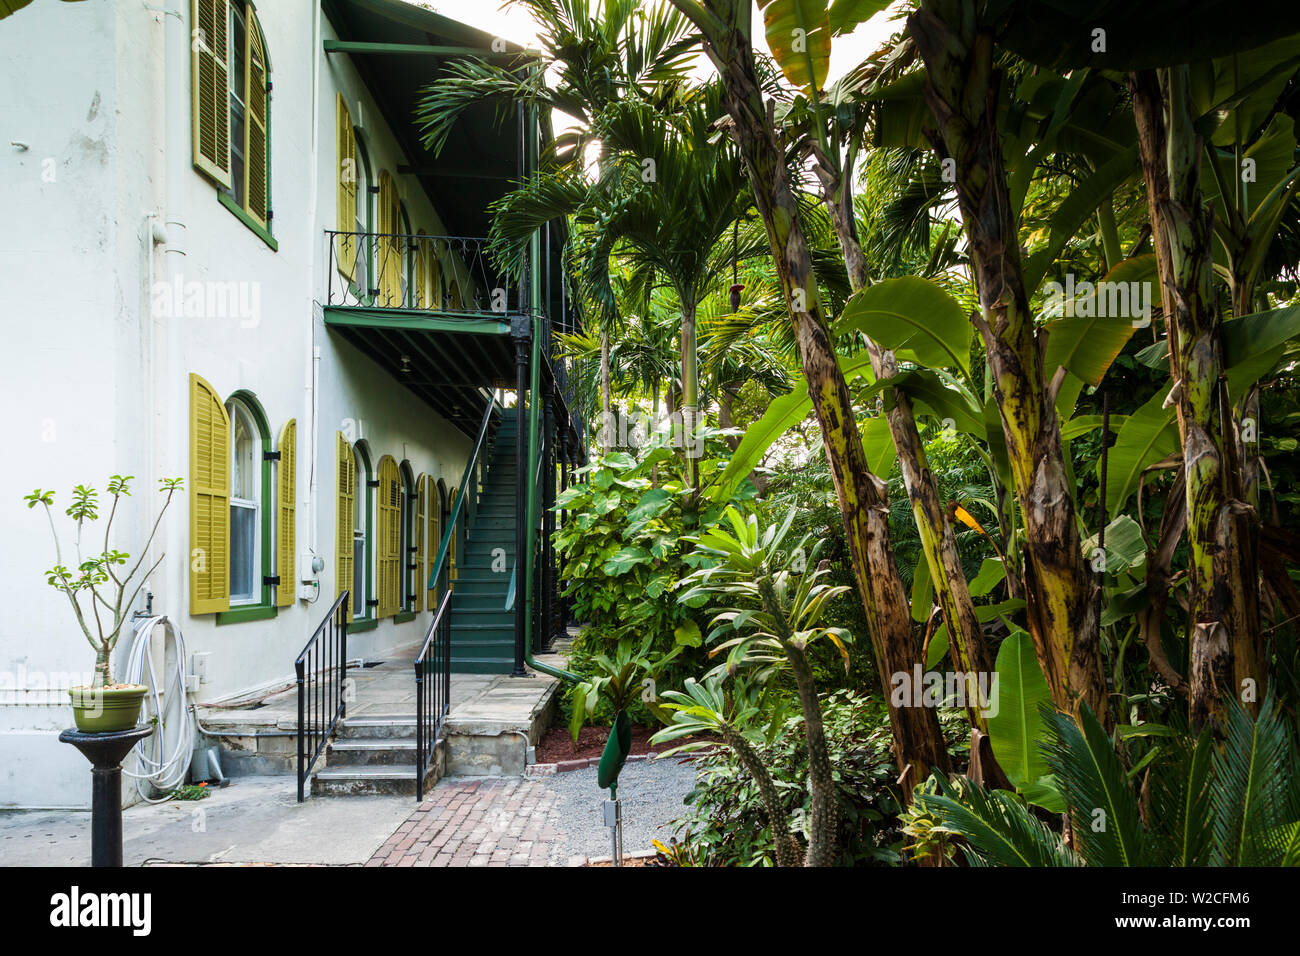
[543,756,698,864]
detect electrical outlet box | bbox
[300,548,322,583]
[298,580,320,601]
[191,651,211,684]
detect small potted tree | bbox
[25,475,182,732]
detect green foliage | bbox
[913,692,1300,867]
[985,630,1063,812]
[26,476,183,684]
[567,635,680,741]
[679,506,853,679]
[668,690,920,866]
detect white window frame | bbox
[228,399,261,606]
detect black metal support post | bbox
[59,725,154,867]
[512,314,531,677]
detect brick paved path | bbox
[366,778,564,867]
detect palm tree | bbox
[487,84,752,491]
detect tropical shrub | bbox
[911,692,1300,867]
[663,688,972,867]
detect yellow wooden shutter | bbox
[376,456,400,617]
[190,373,231,614]
[448,487,459,586]
[414,233,428,309]
[377,171,400,306]
[414,474,426,611]
[426,477,440,608]
[336,432,354,606]
[191,0,232,187]
[429,251,442,310]
[336,94,357,281]
[245,15,269,227]
[275,418,296,607]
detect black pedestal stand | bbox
[58,725,154,867]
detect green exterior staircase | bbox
[449,406,518,674]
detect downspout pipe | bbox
[512,316,529,677]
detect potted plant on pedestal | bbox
[25,475,182,731]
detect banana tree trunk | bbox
[911,1,1106,722]
[820,168,1007,786]
[1130,67,1261,725]
[682,1,950,802]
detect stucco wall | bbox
[0,0,478,807]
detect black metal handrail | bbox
[295,591,349,802]
[325,230,519,314]
[415,589,453,800]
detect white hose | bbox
[123,615,194,801]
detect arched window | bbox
[353,441,371,619]
[223,390,277,618]
[188,376,288,620]
[228,399,261,604]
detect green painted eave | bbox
[323,306,519,437]
[324,306,510,336]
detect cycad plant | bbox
[667,506,853,866]
[913,692,1300,866]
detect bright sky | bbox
[414,1,909,135]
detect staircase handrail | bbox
[426,391,499,594]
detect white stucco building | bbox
[0,0,580,808]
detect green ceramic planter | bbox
[68,685,148,733]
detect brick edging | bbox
[525,752,658,776]
[568,849,658,866]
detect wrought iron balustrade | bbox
[326,230,520,315]
[295,591,349,802]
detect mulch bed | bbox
[535,723,719,763]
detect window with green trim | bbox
[217,391,277,623]
[352,440,374,621]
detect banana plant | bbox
[671,0,955,804]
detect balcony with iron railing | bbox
[326,230,523,317]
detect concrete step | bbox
[327,737,418,766]
[311,761,438,797]
[337,716,418,739]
